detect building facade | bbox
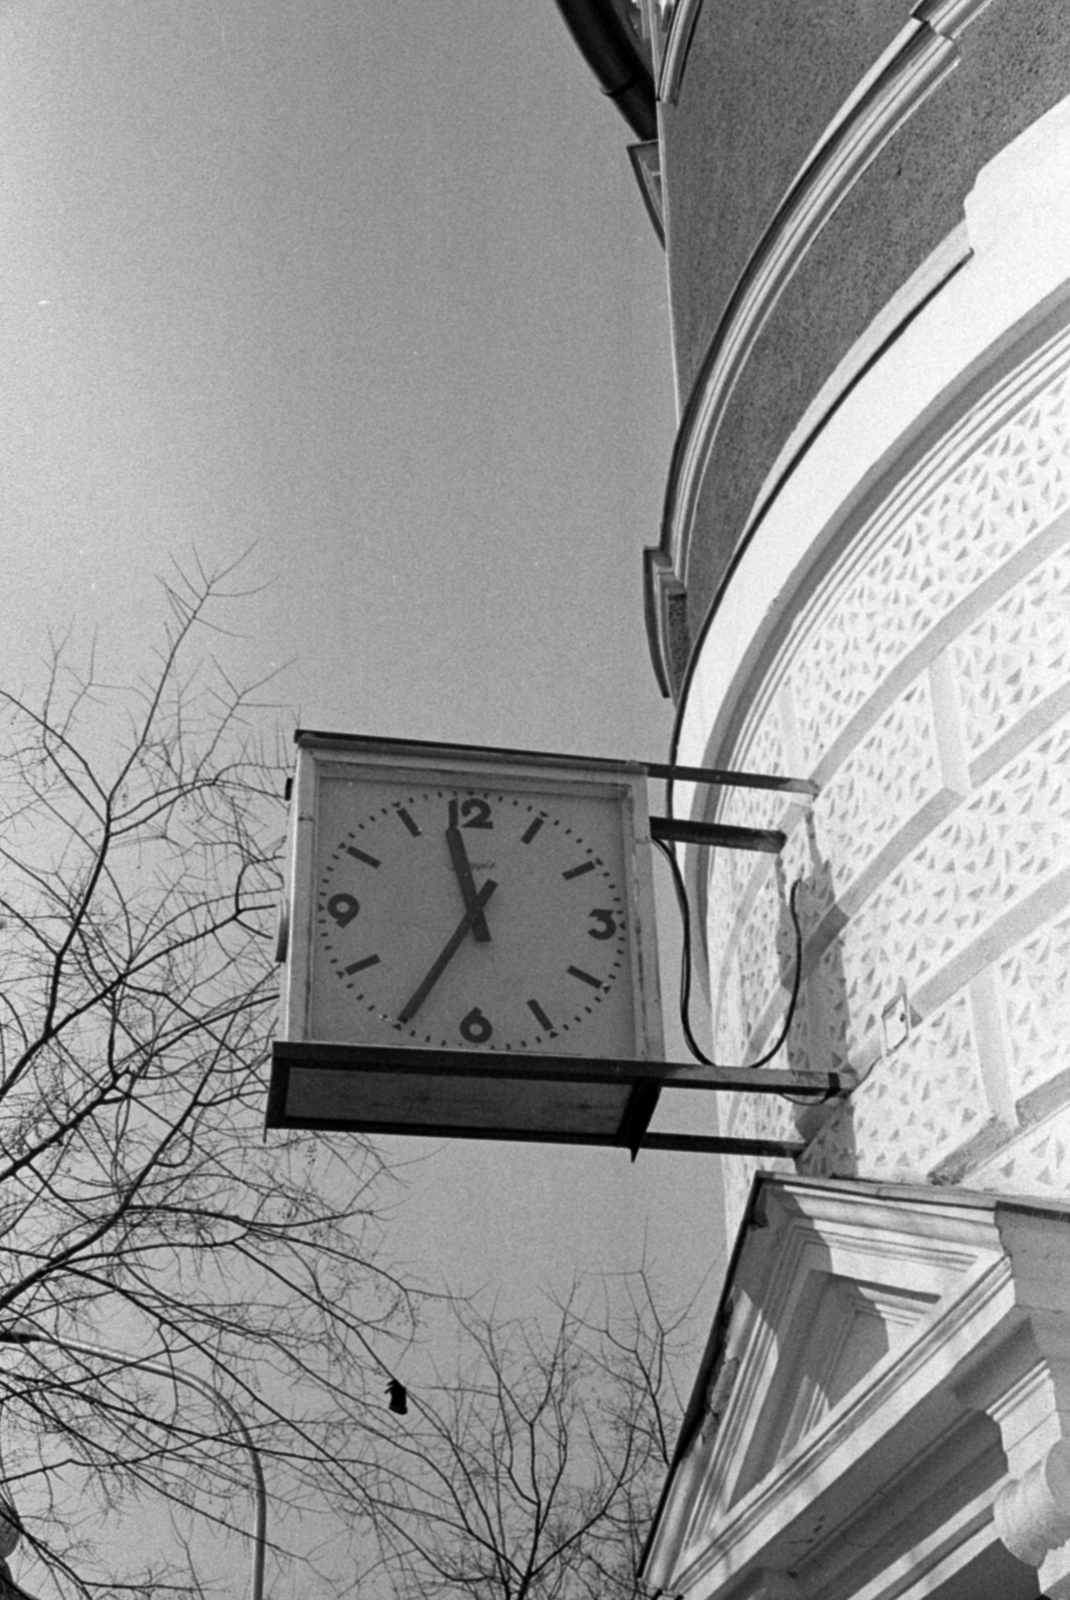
[559,2,1070,1595]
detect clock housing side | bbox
[277,742,318,1047]
[620,762,665,1064]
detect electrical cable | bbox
[653,837,809,1094]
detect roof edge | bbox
[551,0,657,140]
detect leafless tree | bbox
[365,1269,694,1600]
[0,557,410,1598]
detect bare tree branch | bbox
[363,1272,695,1600]
[0,558,412,1599]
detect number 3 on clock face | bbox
[308,778,640,1058]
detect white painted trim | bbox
[655,95,685,421]
[650,16,968,688]
[657,0,703,106]
[670,17,951,595]
[914,0,1002,41]
[742,224,971,549]
[279,746,317,1041]
[643,1176,1070,1599]
[674,91,1070,828]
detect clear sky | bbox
[1,1,725,1588]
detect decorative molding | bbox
[994,1439,1070,1566]
[674,287,1070,829]
[671,83,1070,746]
[735,228,972,605]
[653,0,997,106]
[668,17,951,584]
[628,139,666,247]
[709,338,1070,1091]
[914,0,1002,41]
[657,0,703,105]
[647,0,1049,696]
[646,14,971,688]
[664,261,1070,1209]
[700,1354,740,1443]
[643,1176,1070,1600]
[644,545,689,698]
[960,1101,1070,1198]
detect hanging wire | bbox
[653,837,808,1094]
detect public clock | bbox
[280,736,664,1065]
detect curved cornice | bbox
[667,82,1070,814]
[658,0,705,104]
[647,0,999,693]
[665,19,952,583]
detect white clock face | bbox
[308,774,639,1057]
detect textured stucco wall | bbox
[662,0,911,401]
[664,0,1070,644]
[695,309,1070,1235]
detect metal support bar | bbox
[650,816,786,854]
[639,1133,806,1157]
[647,761,818,798]
[657,1062,856,1095]
[291,732,819,800]
[271,1041,856,1097]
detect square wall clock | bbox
[270,732,666,1147]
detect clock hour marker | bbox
[345,845,381,868]
[344,954,381,975]
[562,860,596,880]
[587,908,618,940]
[527,999,554,1032]
[567,964,603,990]
[325,893,360,928]
[396,807,421,837]
[521,816,545,844]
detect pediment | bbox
[723,1266,938,1506]
[645,1174,1012,1586]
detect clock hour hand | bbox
[447,824,491,943]
[397,878,498,1024]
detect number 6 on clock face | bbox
[288,750,662,1064]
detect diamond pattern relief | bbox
[952,544,1070,758]
[717,715,792,836]
[721,1088,799,1235]
[735,869,789,1047]
[783,367,1070,768]
[713,961,745,1066]
[811,677,944,903]
[826,709,1070,1062]
[998,908,1070,1099]
[810,938,851,1077]
[969,1106,1070,1194]
[705,849,736,997]
[700,345,1070,1189]
[803,994,987,1181]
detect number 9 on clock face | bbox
[307,773,644,1058]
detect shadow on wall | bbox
[788,813,857,1175]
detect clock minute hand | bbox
[447,825,491,943]
[397,878,498,1024]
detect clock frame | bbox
[271,731,666,1149]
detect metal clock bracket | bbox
[645,758,818,856]
[270,734,850,1162]
[268,1040,859,1161]
[631,758,847,1159]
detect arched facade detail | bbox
[646,0,1070,698]
[673,92,1070,1238]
